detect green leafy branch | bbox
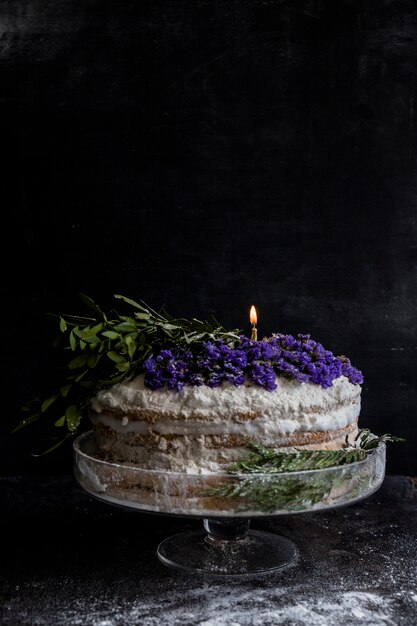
[225,429,404,474]
[15,293,241,453]
[204,430,405,512]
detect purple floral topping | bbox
[143,334,363,392]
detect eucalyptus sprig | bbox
[204,430,405,512]
[16,293,241,453]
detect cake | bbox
[20,294,385,516]
[89,333,363,474]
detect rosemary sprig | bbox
[226,430,404,474]
[204,430,405,512]
[15,293,241,452]
[206,474,336,512]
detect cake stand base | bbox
[157,518,299,576]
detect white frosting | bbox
[91,374,360,434]
[91,413,149,434]
[92,400,360,437]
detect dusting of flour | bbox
[39,586,399,626]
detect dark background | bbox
[2,0,416,476]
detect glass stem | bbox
[203,518,250,543]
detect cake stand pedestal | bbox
[157,518,298,575]
[73,432,385,577]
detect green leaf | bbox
[160,323,179,331]
[54,416,66,427]
[78,293,106,319]
[127,339,136,359]
[115,361,130,372]
[65,405,81,433]
[82,323,104,338]
[74,370,88,382]
[72,328,83,338]
[68,354,89,369]
[60,384,72,398]
[87,352,100,368]
[133,312,150,320]
[13,413,41,433]
[114,294,149,312]
[107,351,125,363]
[114,322,137,332]
[102,331,120,340]
[59,317,67,332]
[69,329,78,351]
[41,394,59,413]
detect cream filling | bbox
[91,397,360,437]
[93,431,359,475]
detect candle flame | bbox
[250,305,257,325]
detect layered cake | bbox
[90,333,363,474]
[21,293,382,516]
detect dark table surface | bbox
[1,475,417,625]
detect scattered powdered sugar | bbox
[22,584,398,626]
[135,587,397,626]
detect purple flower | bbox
[143,334,363,392]
[249,362,277,391]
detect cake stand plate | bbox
[73,431,385,576]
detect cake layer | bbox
[92,420,359,473]
[91,399,359,437]
[90,373,361,473]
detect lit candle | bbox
[250,305,257,341]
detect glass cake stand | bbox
[73,431,386,576]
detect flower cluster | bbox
[143,334,363,392]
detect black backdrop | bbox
[2,0,417,475]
